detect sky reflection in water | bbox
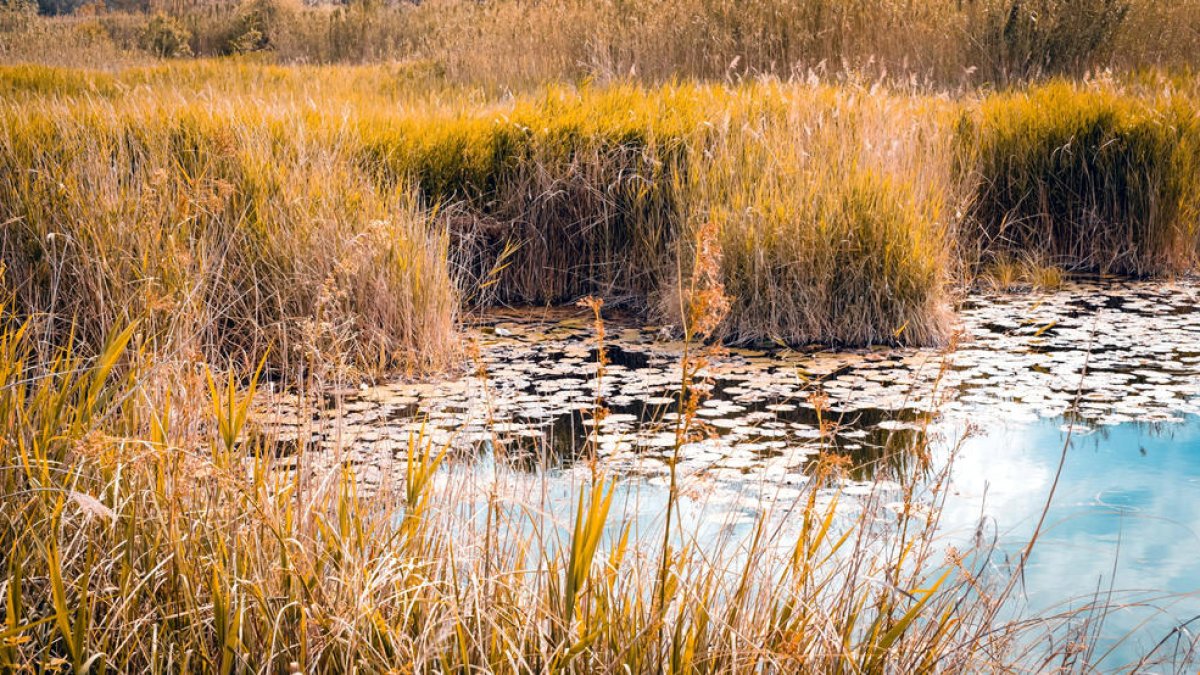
[941,416,1200,668]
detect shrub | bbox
[224,0,293,54]
[140,12,192,58]
[961,82,1200,274]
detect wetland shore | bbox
[6,7,1200,670]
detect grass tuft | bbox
[962,81,1200,274]
[0,90,458,378]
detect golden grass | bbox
[8,0,1200,88]
[0,57,1197,673]
[961,81,1200,275]
[0,89,459,378]
[0,65,967,351]
[6,63,1200,360]
[357,84,712,307]
[673,85,960,346]
[0,307,1116,672]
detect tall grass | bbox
[961,82,1200,274]
[0,65,968,349]
[674,86,959,346]
[964,0,1131,84]
[355,82,960,346]
[0,55,1197,675]
[6,63,1200,356]
[8,0,1200,88]
[357,85,710,307]
[0,92,458,378]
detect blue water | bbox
[942,416,1200,668]
[466,415,1200,668]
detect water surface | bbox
[263,280,1200,668]
[943,416,1200,669]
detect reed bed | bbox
[1,67,967,353]
[674,86,960,346]
[9,0,1200,88]
[357,85,713,307]
[6,63,1200,358]
[961,81,1200,275]
[2,54,1200,674]
[0,90,458,378]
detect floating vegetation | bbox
[264,280,1200,497]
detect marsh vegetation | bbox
[3,1,1200,672]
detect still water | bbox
[266,280,1200,668]
[944,416,1200,668]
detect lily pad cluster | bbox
[261,280,1200,497]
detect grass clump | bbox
[359,82,958,347]
[674,88,957,347]
[8,62,1200,359]
[962,82,1200,274]
[359,85,711,308]
[0,97,458,378]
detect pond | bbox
[264,279,1200,668]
